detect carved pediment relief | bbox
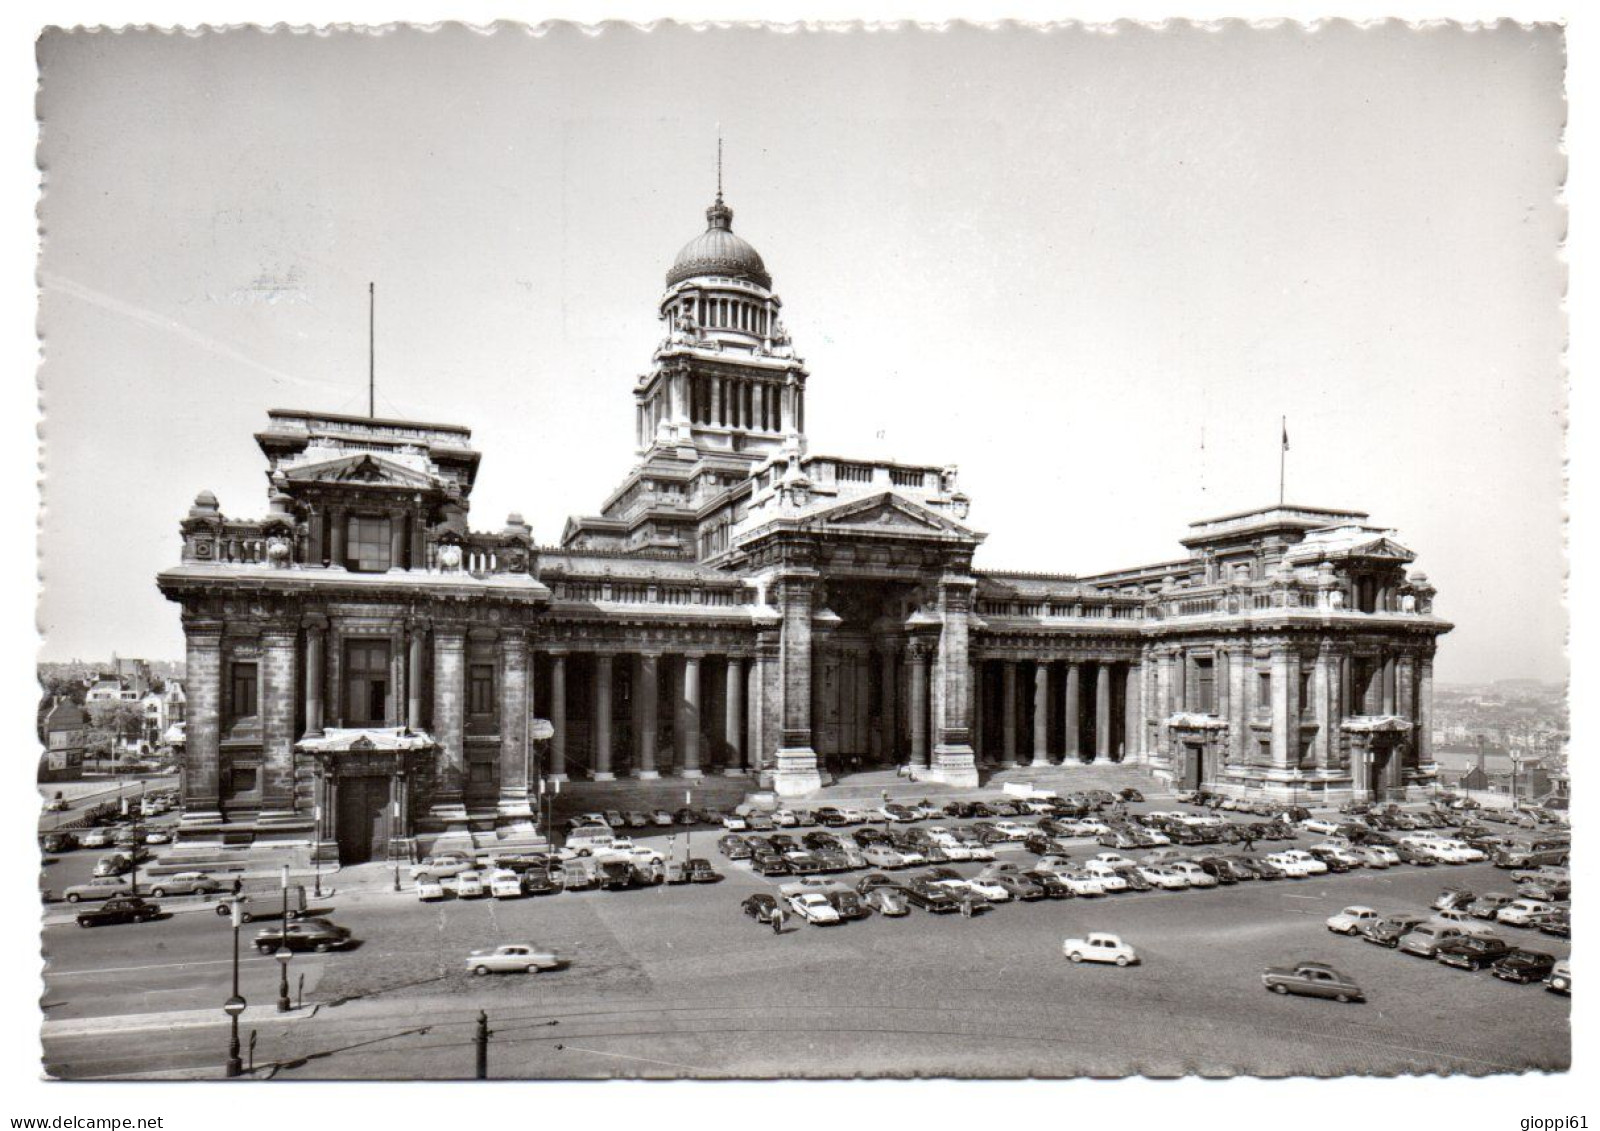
[813,493,972,538]
[285,453,435,490]
[1349,537,1416,563]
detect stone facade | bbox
[158,189,1452,864]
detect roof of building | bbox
[666,197,772,289]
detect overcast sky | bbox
[35,21,1566,684]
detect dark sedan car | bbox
[41,832,78,854]
[1493,949,1558,984]
[1246,857,1289,881]
[1394,843,1438,866]
[1031,873,1075,899]
[76,896,161,928]
[751,853,791,877]
[1118,788,1144,803]
[253,918,352,954]
[1534,909,1571,938]
[814,807,851,828]
[1262,962,1364,1003]
[803,831,842,851]
[717,835,752,859]
[1361,913,1428,948]
[855,872,904,896]
[1435,935,1516,971]
[903,880,960,913]
[1111,865,1154,892]
[825,890,871,921]
[852,828,892,848]
[741,893,778,922]
[943,801,979,819]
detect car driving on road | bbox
[466,943,564,975]
[76,896,161,928]
[1262,962,1364,1003]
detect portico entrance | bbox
[811,578,922,776]
[335,774,389,863]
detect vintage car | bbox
[1497,898,1559,928]
[1062,932,1138,966]
[1492,949,1558,984]
[786,892,843,925]
[145,872,222,898]
[1546,959,1572,995]
[408,853,475,882]
[1398,922,1472,958]
[1261,962,1364,1002]
[488,869,525,898]
[415,877,448,902]
[1361,913,1427,948]
[741,893,779,922]
[465,943,564,975]
[253,918,352,954]
[1325,906,1382,936]
[62,875,134,903]
[1434,935,1516,971]
[75,896,161,928]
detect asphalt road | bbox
[40,816,1571,1080]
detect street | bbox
[40,817,1571,1079]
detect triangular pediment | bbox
[285,453,436,490]
[1349,537,1416,563]
[808,492,974,538]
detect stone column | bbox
[773,573,821,794]
[1397,654,1417,773]
[1417,655,1435,768]
[1269,649,1291,769]
[1123,663,1141,761]
[907,640,930,770]
[746,649,762,772]
[1063,661,1082,762]
[180,622,224,825]
[303,620,325,738]
[592,653,615,780]
[1154,651,1172,761]
[1001,660,1019,768]
[879,643,898,763]
[681,653,704,778]
[388,508,406,571]
[329,506,348,569]
[1382,655,1398,715]
[930,578,978,787]
[1031,662,1051,767]
[971,659,985,764]
[260,626,298,816]
[635,652,660,779]
[497,629,533,820]
[307,506,325,566]
[407,627,425,731]
[1094,661,1112,761]
[724,657,745,774]
[548,652,568,782]
[429,626,467,819]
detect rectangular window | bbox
[347,515,393,573]
[230,663,258,720]
[230,765,258,795]
[1257,670,1272,714]
[1191,658,1216,715]
[1298,667,1312,715]
[344,640,391,727]
[469,664,495,715]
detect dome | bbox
[666,197,771,289]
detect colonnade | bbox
[974,657,1140,766]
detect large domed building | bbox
[156,183,1452,871]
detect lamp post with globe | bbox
[223,896,247,1077]
[275,863,292,1013]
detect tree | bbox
[87,700,145,754]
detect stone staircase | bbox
[547,775,754,825]
[795,762,1168,804]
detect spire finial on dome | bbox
[706,131,733,231]
[716,128,723,203]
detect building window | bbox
[230,765,258,795]
[1256,670,1271,714]
[1298,667,1312,715]
[347,515,393,573]
[344,640,391,726]
[229,663,258,721]
[1191,657,1216,715]
[469,664,495,715]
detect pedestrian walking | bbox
[960,897,974,920]
[1241,833,1256,854]
[771,904,785,934]
[231,875,243,897]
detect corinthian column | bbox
[429,625,468,821]
[497,629,532,821]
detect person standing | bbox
[770,902,785,934]
[960,896,974,920]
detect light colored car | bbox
[771,809,800,827]
[722,813,750,831]
[145,871,220,898]
[1353,846,1398,869]
[1264,852,1315,878]
[787,892,843,924]
[1279,850,1329,875]
[1092,851,1134,867]
[1301,817,1343,835]
[992,821,1033,841]
[1311,842,1365,867]
[839,808,871,824]
[1398,922,1470,957]
[1498,898,1558,927]
[1057,869,1109,896]
[944,877,1011,902]
[143,831,171,845]
[1546,959,1571,995]
[1080,861,1129,891]
[1034,854,1076,877]
[1326,905,1382,935]
[932,838,973,861]
[415,877,447,901]
[1166,861,1219,889]
[1062,932,1139,966]
[449,871,487,899]
[1436,840,1486,864]
[1137,865,1190,890]
[488,868,524,898]
[466,943,563,975]
[62,876,134,902]
[79,829,113,849]
[409,854,474,881]
[862,844,910,869]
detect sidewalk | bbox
[43,1002,322,1040]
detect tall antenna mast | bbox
[716,127,723,200]
[367,282,376,419]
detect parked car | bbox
[1262,962,1364,1003]
[253,918,352,954]
[1326,906,1382,936]
[1497,898,1558,928]
[146,872,222,898]
[415,877,447,901]
[741,893,779,922]
[40,832,78,854]
[488,868,525,898]
[1534,908,1571,938]
[1062,932,1138,966]
[825,890,870,921]
[1467,893,1518,921]
[786,892,843,925]
[1398,922,1471,958]
[465,943,563,975]
[62,876,133,903]
[1432,886,1476,912]
[718,834,752,860]
[1361,913,1426,948]
[1492,949,1558,985]
[409,853,475,882]
[862,886,909,916]
[75,896,161,928]
[1546,959,1572,995]
[903,879,960,913]
[1435,935,1516,971]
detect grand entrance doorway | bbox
[335,774,390,863]
[812,578,921,775]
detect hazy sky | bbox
[35,21,1566,683]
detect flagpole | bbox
[1278,415,1287,506]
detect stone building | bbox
[158,187,1452,865]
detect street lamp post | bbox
[276,864,292,1013]
[223,897,247,1077]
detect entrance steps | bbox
[791,762,1169,803]
[546,775,755,825]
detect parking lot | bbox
[40,795,1571,1079]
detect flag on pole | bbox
[1281,418,1290,452]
